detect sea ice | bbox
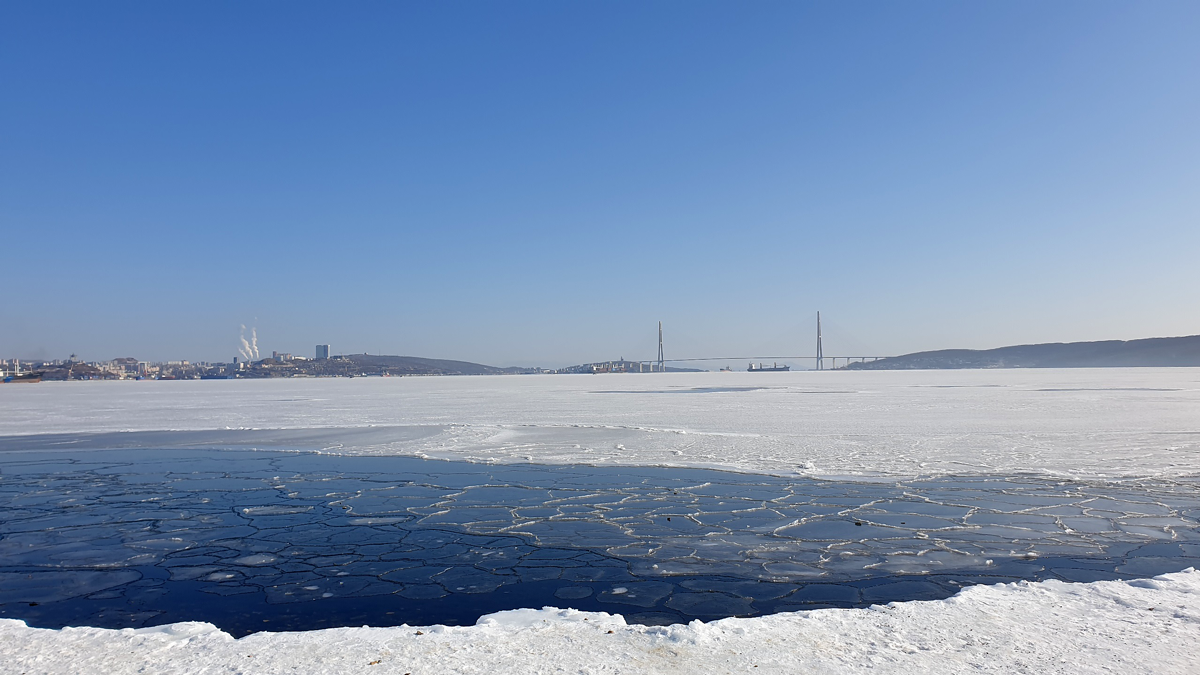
[1,369,1198,479]
[2,370,1199,666]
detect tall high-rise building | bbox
[316,345,330,360]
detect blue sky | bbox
[2,2,1198,366]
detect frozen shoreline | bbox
[3,569,1198,674]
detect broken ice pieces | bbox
[1,445,1198,633]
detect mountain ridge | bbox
[843,335,1200,370]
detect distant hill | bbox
[555,359,704,374]
[339,354,533,376]
[234,354,538,378]
[843,335,1200,370]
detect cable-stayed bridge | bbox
[632,313,893,371]
[643,354,889,370]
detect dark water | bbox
[1,438,1198,637]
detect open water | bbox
[3,437,1198,636]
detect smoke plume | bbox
[238,325,254,362]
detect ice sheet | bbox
[2,568,1197,674]
[2,369,1199,479]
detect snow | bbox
[2,368,1199,479]
[2,568,1197,674]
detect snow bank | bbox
[4,569,1197,674]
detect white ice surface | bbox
[2,369,1199,479]
[2,568,1198,674]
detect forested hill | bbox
[333,354,534,375]
[228,354,537,377]
[844,335,1200,370]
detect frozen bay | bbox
[2,369,1200,479]
[1,369,1199,672]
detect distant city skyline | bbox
[3,2,1198,366]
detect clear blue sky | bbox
[3,2,1198,366]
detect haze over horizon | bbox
[3,2,1199,366]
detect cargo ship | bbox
[3,372,43,383]
[748,362,790,372]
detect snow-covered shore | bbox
[4,569,1198,674]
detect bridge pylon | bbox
[816,311,824,371]
[657,321,664,372]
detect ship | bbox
[748,362,790,372]
[3,372,43,383]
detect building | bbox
[316,345,330,359]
